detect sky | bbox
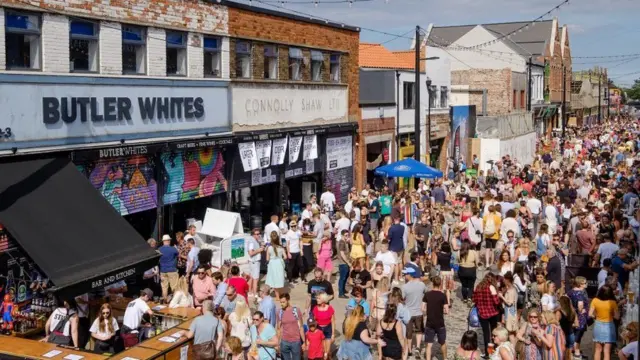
[238,0,640,87]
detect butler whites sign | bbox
[232,83,348,128]
[0,75,229,151]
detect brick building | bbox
[0,0,359,236]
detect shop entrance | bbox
[163,194,226,236]
[429,138,445,169]
[230,182,280,232]
[284,174,321,217]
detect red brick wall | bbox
[360,116,395,188]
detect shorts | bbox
[424,326,446,345]
[405,315,424,339]
[485,238,497,249]
[394,250,405,264]
[319,323,333,339]
[250,262,260,279]
[317,256,332,271]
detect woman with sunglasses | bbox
[249,311,278,360]
[90,303,118,354]
[490,327,515,360]
[516,309,544,360]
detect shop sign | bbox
[271,137,287,165]
[231,83,348,128]
[289,136,303,163]
[302,135,318,161]
[326,135,353,171]
[170,137,234,150]
[0,78,229,151]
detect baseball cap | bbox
[142,288,154,299]
[307,318,317,327]
[401,266,420,278]
[184,234,194,241]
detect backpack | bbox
[468,306,480,329]
[279,306,300,322]
[484,216,496,237]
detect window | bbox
[5,11,41,70]
[520,90,525,109]
[122,25,146,74]
[69,20,99,72]
[203,37,221,77]
[330,54,340,82]
[513,90,517,109]
[311,50,323,81]
[440,86,448,108]
[264,45,278,79]
[235,41,251,78]
[166,31,187,76]
[403,82,415,109]
[289,47,303,81]
[429,85,437,108]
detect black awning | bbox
[0,157,159,297]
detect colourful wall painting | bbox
[76,155,158,215]
[161,147,228,205]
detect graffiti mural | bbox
[161,147,228,205]
[76,155,158,215]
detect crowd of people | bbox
[41,117,640,360]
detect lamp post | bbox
[412,27,439,165]
[426,77,432,166]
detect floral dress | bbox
[527,283,544,310]
[522,324,543,360]
[566,289,589,333]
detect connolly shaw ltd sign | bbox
[0,76,229,151]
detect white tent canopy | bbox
[199,208,244,242]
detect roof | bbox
[429,20,554,57]
[0,157,160,298]
[359,43,414,69]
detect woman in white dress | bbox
[265,232,286,300]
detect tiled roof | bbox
[429,20,553,57]
[359,43,414,69]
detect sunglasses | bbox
[197,272,205,275]
[252,318,261,322]
[226,293,234,297]
[529,315,539,319]
[102,312,111,315]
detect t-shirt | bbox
[313,220,324,243]
[123,298,150,330]
[250,324,277,360]
[220,294,247,315]
[286,230,302,253]
[264,222,280,244]
[374,251,396,276]
[597,242,620,266]
[336,240,350,266]
[311,305,335,326]
[259,296,277,328]
[187,247,200,272]
[387,224,405,252]
[248,237,261,263]
[306,329,325,358]
[90,317,119,339]
[189,313,224,345]
[423,290,447,328]
[350,321,369,341]
[349,269,372,298]
[49,308,73,336]
[279,306,302,342]
[380,195,392,215]
[414,223,431,244]
[612,256,631,287]
[158,245,179,273]
[347,298,370,317]
[622,341,638,360]
[307,280,334,308]
[589,298,618,322]
[320,191,336,212]
[402,280,427,317]
[369,199,381,220]
[227,277,249,301]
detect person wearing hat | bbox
[285,220,303,284]
[121,288,154,338]
[158,234,179,303]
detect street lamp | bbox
[426,77,432,166]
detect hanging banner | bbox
[255,140,272,169]
[238,142,258,172]
[289,136,303,164]
[302,135,318,161]
[326,135,352,171]
[271,137,288,166]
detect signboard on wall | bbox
[0,75,230,151]
[324,134,353,206]
[231,83,348,128]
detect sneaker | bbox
[412,348,422,360]
[339,295,349,299]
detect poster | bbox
[289,136,303,164]
[326,135,352,171]
[238,142,258,172]
[450,105,470,165]
[160,148,227,205]
[302,135,318,161]
[231,238,245,259]
[255,140,272,169]
[271,137,288,165]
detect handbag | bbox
[193,321,219,360]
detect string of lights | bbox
[572,56,640,65]
[573,53,640,59]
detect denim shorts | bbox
[319,323,333,339]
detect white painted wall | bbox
[499,132,537,165]
[443,26,527,72]
[99,21,122,75]
[0,8,5,70]
[42,13,70,73]
[450,85,470,106]
[531,67,544,105]
[362,105,395,120]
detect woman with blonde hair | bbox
[490,327,515,360]
[514,238,531,264]
[169,276,194,308]
[379,216,393,243]
[530,311,565,360]
[337,305,383,360]
[229,300,252,352]
[225,336,246,360]
[350,223,367,265]
[90,303,118,353]
[516,308,544,360]
[369,276,390,335]
[312,292,336,359]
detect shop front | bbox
[0,74,231,238]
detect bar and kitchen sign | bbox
[0,80,229,150]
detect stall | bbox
[197,208,253,270]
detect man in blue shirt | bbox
[432,183,446,204]
[258,284,277,327]
[158,234,179,303]
[611,248,639,288]
[387,216,405,280]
